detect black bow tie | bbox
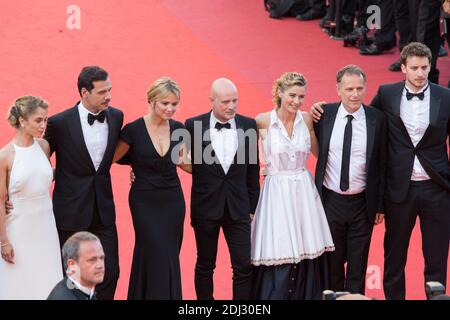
[406,86,428,101]
[87,111,106,125]
[215,122,231,130]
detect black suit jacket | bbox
[185,112,260,221]
[47,278,96,300]
[314,103,387,223]
[44,103,124,230]
[370,82,450,203]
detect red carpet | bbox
[0,0,448,300]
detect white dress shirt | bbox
[68,276,95,299]
[78,102,109,171]
[209,112,238,174]
[324,104,367,195]
[400,82,431,181]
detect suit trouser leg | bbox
[88,223,119,300]
[323,189,349,292]
[373,0,396,46]
[416,0,441,82]
[308,0,326,11]
[192,219,220,300]
[393,0,412,49]
[383,186,419,300]
[345,197,373,294]
[221,215,252,300]
[416,181,450,295]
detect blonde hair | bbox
[272,72,307,109]
[146,77,180,105]
[7,95,48,129]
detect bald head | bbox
[210,78,238,99]
[210,78,238,122]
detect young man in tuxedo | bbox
[48,232,104,300]
[370,42,450,300]
[313,65,387,294]
[185,78,260,300]
[44,66,123,300]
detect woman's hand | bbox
[1,241,15,264]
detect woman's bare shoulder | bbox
[301,111,313,129]
[0,143,14,167]
[255,111,272,129]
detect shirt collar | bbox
[270,108,302,128]
[338,103,365,121]
[78,101,106,118]
[404,81,429,95]
[68,276,95,299]
[210,111,236,129]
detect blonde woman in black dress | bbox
[114,77,190,300]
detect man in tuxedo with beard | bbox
[44,66,123,300]
[185,78,260,300]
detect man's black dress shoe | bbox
[438,45,448,57]
[389,59,402,72]
[360,42,394,55]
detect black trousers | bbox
[373,0,396,46]
[307,0,326,11]
[383,180,449,300]
[58,205,120,300]
[322,188,373,294]
[192,205,252,300]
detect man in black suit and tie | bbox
[48,232,104,300]
[44,66,123,300]
[313,65,387,294]
[370,42,450,300]
[185,78,260,300]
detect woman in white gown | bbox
[251,72,335,300]
[0,96,63,299]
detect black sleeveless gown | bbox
[120,118,186,300]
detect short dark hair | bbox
[336,65,366,86]
[62,231,101,272]
[77,66,109,96]
[400,42,432,66]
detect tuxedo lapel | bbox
[67,105,95,171]
[416,85,441,149]
[228,115,245,174]
[391,83,403,117]
[201,112,225,176]
[391,83,414,147]
[321,104,340,163]
[97,108,117,173]
[364,106,376,171]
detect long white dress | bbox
[0,139,63,300]
[251,110,335,266]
